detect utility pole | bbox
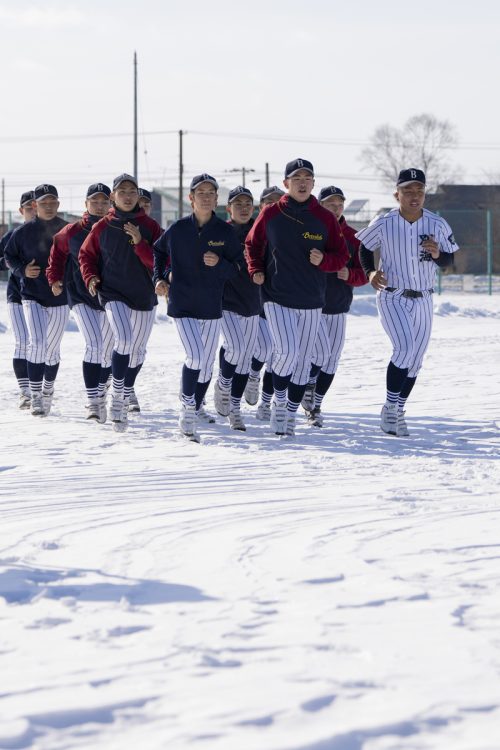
[265,162,270,188]
[228,166,255,187]
[178,129,184,218]
[133,51,138,180]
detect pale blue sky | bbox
[0,0,499,213]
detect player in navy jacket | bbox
[154,173,242,441]
[302,186,367,426]
[47,183,114,423]
[0,191,36,408]
[245,159,349,436]
[4,184,68,416]
[79,174,163,432]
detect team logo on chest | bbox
[303,231,323,241]
[208,240,224,247]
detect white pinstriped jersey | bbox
[356,208,458,291]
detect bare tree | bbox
[360,113,461,192]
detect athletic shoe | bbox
[256,402,271,421]
[270,402,287,435]
[30,393,45,416]
[214,380,231,416]
[110,394,128,432]
[197,405,216,423]
[97,394,107,424]
[128,390,141,413]
[86,401,101,421]
[244,374,260,406]
[179,404,197,437]
[229,408,246,431]
[397,410,410,437]
[42,391,54,416]
[286,412,296,437]
[306,408,324,427]
[301,383,316,412]
[18,390,31,409]
[380,404,398,435]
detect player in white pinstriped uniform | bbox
[357,168,458,437]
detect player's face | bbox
[190,183,217,214]
[259,193,282,211]
[228,196,254,224]
[284,170,315,202]
[112,181,139,211]
[86,193,110,218]
[321,196,345,220]
[36,196,59,220]
[138,198,152,215]
[395,182,426,214]
[20,203,36,221]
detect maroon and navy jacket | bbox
[4,215,69,307]
[79,206,163,312]
[323,216,367,315]
[245,194,349,310]
[0,227,23,304]
[222,219,261,318]
[47,212,103,310]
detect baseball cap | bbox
[20,190,34,207]
[318,186,345,202]
[190,173,219,192]
[227,186,254,204]
[34,184,58,201]
[112,173,138,190]
[284,158,314,179]
[138,188,152,201]
[396,168,426,187]
[260,186,285,202]
[86,183,111,199]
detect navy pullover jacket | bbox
[153,212,242,320]
[0,227,23,304]
[4,216,69,307]
[245,194,349,310]
[222,219,261,318]
[323,217,367,315]
[47,213,103,310]
[79,206,163,312]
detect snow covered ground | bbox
[1,282,499,750]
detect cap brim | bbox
[286,169,314,178]
[87,192,110,199]
[397,180,425,187]
[36,194,58,201]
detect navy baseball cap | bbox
[228,186,254,204]
[260,185,285,202]
[397,168,426,187]
[20,190,34,207]
[285,158,314,179]
[318,186,345,202]
[34,184,58,201]
[112,173,138,190]
[138,188,152,201]
[190,173,219,192]
[86,183,111,199]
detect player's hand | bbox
[309,248,324,266]
[421,235,440,259]
[51,281,63,296]
[203,251,219,267]
[337,266,349,281]
[88,276,101,296]
[124,222,142,245]
[252,272,265,285]
[25,259,41,278]
[369,270,387,290]
[155,280,169,297]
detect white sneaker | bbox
[128,390,141,413]
[18,390,31,409]
[286,412,296,437]
[307,408,324,427]
[30,393,45,416]
[397,410,410,437]
[244,374,260,406]
[97,394,107,424]
[179,404,197,437]
[381,404,398,435]
[256,402,271,421]
[110,394,128,432]
[214,380,231,416]
[229,408,246,431]
[270,402,287,435]
[42,391,54,416]
[197,405,215,423]
[86,401,101,421]
[301,383,315,412]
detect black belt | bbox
[385,287,433,298]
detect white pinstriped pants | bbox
[254,316,273,366]
[377,290,434,377]
[221,311,260,374]
[8,302,29,359]
[312,313,347,375]
[22,300,69,365]
[174,317,221,382]
[264,302,322,385]
[105,301,155,368]
[72,304,114,367]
